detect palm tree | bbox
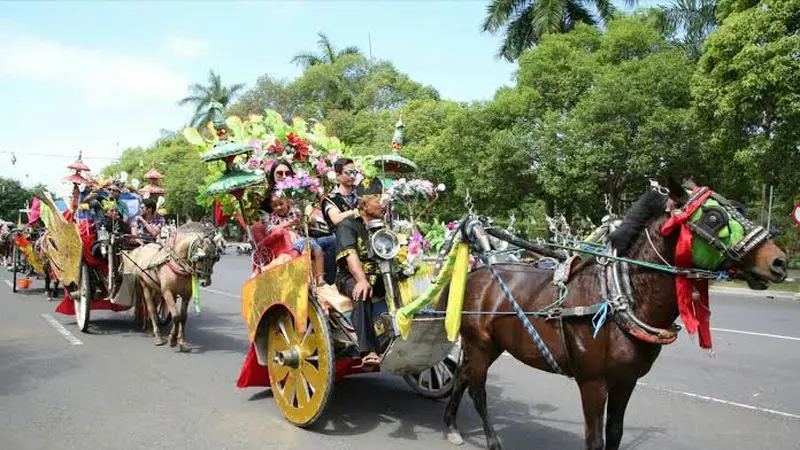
[660,0,718,60]
[291,32,363,69]
[177,69,246,128]
[482,0,630,61]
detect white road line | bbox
[636,382,800,420]
[40,313,83,346]
[711,327,800,342]
[4,279,12,288]
[201,287,239,299]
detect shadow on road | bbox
[243,372,667,449]
[71,309,250,356]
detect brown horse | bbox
[123,222,219,351]
[443,180,788,450]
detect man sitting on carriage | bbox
[334,178,386,369]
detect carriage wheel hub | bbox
[275,348,301,368]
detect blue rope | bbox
[481,256,563,375]
[591,302,610,338]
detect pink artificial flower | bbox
[263,159,275,172]
[316,159,328,175]
[250,140,263,152]
[446,221,458,231]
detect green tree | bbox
[660,0,719,60]
[178,69,246,128]
[0,178,34,223]
[522,16,700,214]
[692,0,800,198]
[481,0,624,61]
[291,32,363,69]
[102,137,207,219]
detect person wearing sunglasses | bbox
[321,158,361,231]
[259,160,295,214]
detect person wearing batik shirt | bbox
[334,178,386,369]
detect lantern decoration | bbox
[140,165,167,200]
[64,150,92,212]
[391,115,404,152]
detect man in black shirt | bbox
[335,178,385,368]
[322,158,361,230]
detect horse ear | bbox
[666,177,688,204]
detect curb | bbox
[710,286,800,301]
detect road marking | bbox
[40,313,83,346]
[711,327,800,342]
[636,382,800,420]
[201,287,238,299]
[4,279,12,288]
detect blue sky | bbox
[0,0,665,196]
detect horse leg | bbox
[177,292,191,352]
[443,353,470,445]
[577,379,608,450]
[162,290,180,348]
[142,286,165,346]
[465,344,504,450]
[605,380,636,450]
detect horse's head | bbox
[663,179,787,290]
[172,224,220,287]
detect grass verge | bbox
[711,279,800,293]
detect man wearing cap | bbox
[334,178,386,368]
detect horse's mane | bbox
[176,222,210,235]
[608,190,668,256]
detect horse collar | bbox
[598,259,680,345]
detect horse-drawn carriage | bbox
[185,106,790,449]
[43,162,216,343]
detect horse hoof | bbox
[447,431,464,446]
[153,337,166,346]
[168,337,177,347]
[179,343,190,353]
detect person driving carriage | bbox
[334,178,386,369]
[133,198,163,241]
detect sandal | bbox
[354,352,381,369]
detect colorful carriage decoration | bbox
[188,108,467,426]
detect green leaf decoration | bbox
[183,127,206,147]
[225,116,246,141]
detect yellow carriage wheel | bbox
[266,299,335,427]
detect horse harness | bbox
[462,183,772,376]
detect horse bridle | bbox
[668,185,770,268]
[166,230,217,278]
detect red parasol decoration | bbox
[139,165,167,199]
[64,150,92,214]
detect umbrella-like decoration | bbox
[140,165,167,200]
[391,115,404,152]
[64,151,91,213]
[201,102,265,243]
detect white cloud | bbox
[0,28,186,105]
[164,35,205,60]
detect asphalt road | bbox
[1,254,799,450]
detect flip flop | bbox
[354,353,381,370]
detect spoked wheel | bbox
[74,263,91,333]
[266,299,334,427]
[403,338,463,399]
